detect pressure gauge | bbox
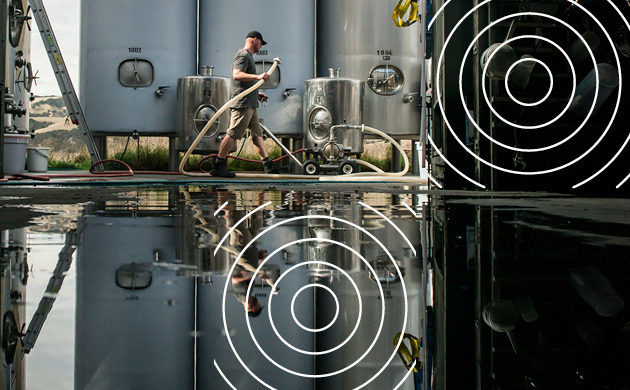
[308,106,332,140]
[118,59,154,88]
[367,65,404,95]
[193,104,220,137]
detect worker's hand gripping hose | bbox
[179,58,282,176]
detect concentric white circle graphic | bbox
[428,0,629,188]
[217,211,412,389]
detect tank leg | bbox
[281,138,292,170]
[391,141,401,173]
[94,136,108,163]
[412,140,420,176]
[169,137,179,172]
[293,138,303,174]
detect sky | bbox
[29,0,80,96]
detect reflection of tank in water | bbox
[178,189,233,281]
[0,228,28,389]
[305,194,364,277]
[195,192,313,389]
[298,194,425,388]
[75,212,194,389]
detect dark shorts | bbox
[227,108,264,140]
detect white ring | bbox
[438,5,621,176]
[221,215,409,388]
[290,283,339,333]
[504,57,554,107]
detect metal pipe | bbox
[419,0,428,169]
[261,124,303,167]
[0,0,7,178]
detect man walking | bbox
[211,31,288,178]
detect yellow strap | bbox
[393,332,422,372]
[392,0,419,28]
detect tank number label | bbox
[128,47,142,53]
[377,50,393,56]
[257,50,268,56]
[202,89,212,97]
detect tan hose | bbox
[320,126,414,181]
[179,58,282,176]
[356,159,385,173]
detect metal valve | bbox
[155,86,170,97]
[283,88,296,99]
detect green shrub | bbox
[48,153,92,170]
[45,144,394,173]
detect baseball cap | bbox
[246,31,267,45]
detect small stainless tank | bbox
[177,67,232,153]
[303,70,365,156]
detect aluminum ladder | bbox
[28,0,103,170]
[21,218,87,354]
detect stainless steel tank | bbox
[198,0,315,137]
[316,0,422,138]
[303,72,365,155]
[7,0,31,134]
[177,68,233,153]
[79,0,197,135]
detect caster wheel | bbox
[338,160,360,175]
[302,160,321,175]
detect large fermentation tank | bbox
[79,0,196,135]
[316,0,422,138]
[177,69,233,154]
[198,0,315,137]
[303,73,365,155]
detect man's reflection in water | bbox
[231,255,268,317]
[218,190,278,317]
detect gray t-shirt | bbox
[230,48,258,109]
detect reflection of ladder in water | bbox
[21,218,86,354]
[28,0,102,170]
